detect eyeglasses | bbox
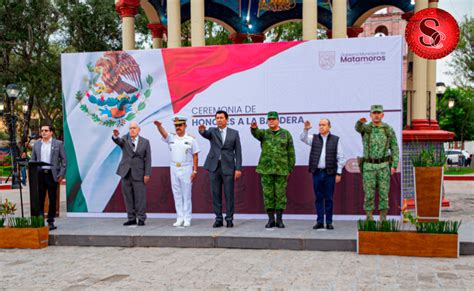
[41,129,50,132]
[174,124,184,127]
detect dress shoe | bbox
[173,220,184,227]
[183,221,191,227]
[138,220,145,226]
[313,223,324,230]
[48,223,57,231]
[123,220,137,226]
[213,220,224,228]
[226,221,234,228]
[326,223,334,230]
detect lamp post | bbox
[5,84,20,190]
[436,82,446,101]
[436,82,455,120]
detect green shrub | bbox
[411,145,446,167]
[416,220,461,234]
[7,216,45,228]
[357,219,401,232]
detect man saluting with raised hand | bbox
[199,110,242,228]
[155,117,199,227]
[112,122,151,226]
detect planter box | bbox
[0,226,49,249]
[414,167,443,222]
[358,231,458,258]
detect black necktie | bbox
[131,139,136,151]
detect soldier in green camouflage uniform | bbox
[355,105,399,221]
[251,111,295,228]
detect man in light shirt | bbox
[30,124,66,230]
[300,119,344,230]
[155,117,199,227]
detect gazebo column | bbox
[427,0,439,121]
[167,0,181,48]
[302,0,317,40]
[347,26,363,38]
[249,33,265,43]
[402,0,454,210]
[332,0,347,38]
[147,23,167,49]
[412,0,429,126]
[191,0,205,47]
[115,0,140,50]
[229,32,247,44]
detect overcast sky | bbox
[437,0,473,86]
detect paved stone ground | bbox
[1,247,473,289]
[442,181,474,221]
[1,181,473,289]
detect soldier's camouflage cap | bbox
[267,111,279,119]
[370,105,384,113]
[172,116,187,125]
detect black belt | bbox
[365,156,391,164]
[315,168,326,172]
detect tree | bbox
[0,0,61,143]
[56,0,122,52]
[205,21,232,46]
[448,16,473,89]
[438,87,474,142]
[266,22,328,41]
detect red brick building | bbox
[360,7,409,90]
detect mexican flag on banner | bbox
[61,42,299,213]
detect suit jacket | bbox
[31,139,67,182]
[112,134,152,181]
[200,127,242,175]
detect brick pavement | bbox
[1,247,473,289]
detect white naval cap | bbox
[172,116,187,125]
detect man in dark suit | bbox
[31,124,66,230]
[199,110,242,228]
[112,121,152,226]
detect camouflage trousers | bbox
[362,165,391,211]
[261,174,288,210]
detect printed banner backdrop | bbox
[62,36,403,218]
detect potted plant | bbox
[0,199,49,249]
[0,198,17,226]
[411,145,446,222]
[357,206,460,258]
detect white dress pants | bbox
[170,165,193,223]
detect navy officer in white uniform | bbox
[154,117,200,227]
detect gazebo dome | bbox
[146,0,414,34]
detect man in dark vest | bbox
[300,119,344,230]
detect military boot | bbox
[275,209,285,228]
[265,209,275,228]
[366,211,373,221]
[380,210,388,221]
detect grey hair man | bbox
[112,121,152,226]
